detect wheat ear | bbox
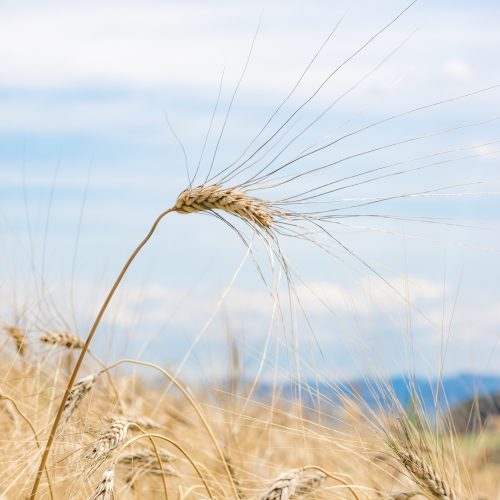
[175,184,276,228]
[394,449,457,500]
[2,325,27,355]
[40,331,85,349]
[263,466,359,500]
[60,373,98,428]
[261,468,299,500]
[90,465,115,500]
[86,418,130,462]
[294,469,327,496]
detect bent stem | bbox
[30,207,175,499]
[120,433,216,500]
[99,358,239,497]
[129,423,170,500]
[303,465,360,500]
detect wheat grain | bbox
[40,331,85,349]
[60,373,98,428]
[175,184,276,229]
[90,465,115,500]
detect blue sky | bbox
[1,0,499,383]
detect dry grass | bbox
[0,340,498,499]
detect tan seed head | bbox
[40,331,85,349]
[175,184,275,229]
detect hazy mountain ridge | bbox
[253,373,500,413]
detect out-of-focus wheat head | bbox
[40,331,85,349]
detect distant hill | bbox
[449,392,500,433]
[254,373,500,415]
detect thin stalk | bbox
[30,207,175,499]
[303,465,360,500]
[98,358,239,497]
[120,433,216,500]
[1,394,54,499]
[130,423,169,500]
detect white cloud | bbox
[443,59,472,81]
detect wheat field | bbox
[0,333,499,498]
[1,1,500,499]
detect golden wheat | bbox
[261,468,326,499]
[175,184,276,229]
[90,465,115,500]
[60,373,98,428]
[86,418,130,462]
[393,448,457,500]
[2,325,27,355]
[40,331,85,349]
[294,469,327,496]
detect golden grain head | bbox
[90,466,115,500]
[391,446,457,500]
[40,331,85,349]
[2,325,27,355]
[86,418,130,462]
[174,184,275,229]
[60,373,99,428]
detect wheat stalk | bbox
[60,373,98,428]
[90,465,115,500]
[175,184,276,229]
[32,183,270,495]
[40,331,85,349]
